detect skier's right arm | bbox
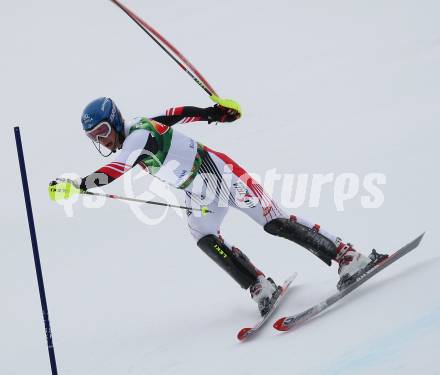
[49,130,150,201]
[79,129,149,191]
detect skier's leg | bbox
[200,146,370,277]
[185,173,278,314]
[184,191,264,289]
[262,216,374,284]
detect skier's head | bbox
[81,97,125,156]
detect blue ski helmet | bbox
[81,97,124,135]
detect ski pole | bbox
[82,190,211,215]
[109,0,217,97]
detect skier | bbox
[49,97,382,316]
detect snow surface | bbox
[1,0,439,374]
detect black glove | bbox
[206,104,241,124]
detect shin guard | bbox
[197,235,259,289]
[264,218,336,266]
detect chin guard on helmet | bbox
[91,140,113,157]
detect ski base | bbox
[274,233,425,332]
[237,272,297,341]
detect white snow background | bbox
[1,1,439,374]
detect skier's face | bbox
[85,120,124,153]
[99,127,119,152]
[91,126,118,152]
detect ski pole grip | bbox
[210,95,242,115]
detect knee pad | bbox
[264,218,336,266]
[197,235,259,289]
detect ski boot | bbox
[336,240,388,291]
[250,276,281,316]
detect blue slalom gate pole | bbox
[14,127,58,375]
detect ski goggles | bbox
[85,121,112,142]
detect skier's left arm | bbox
[151,104,241,126]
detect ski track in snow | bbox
[309,258,440,375]
[321,306,440,375]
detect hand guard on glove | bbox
[48,178,82,202]
[207,105,241,124]
[207,96,242,124]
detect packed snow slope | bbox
[1,1,439,374]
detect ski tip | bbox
[406,232,426,250]
[237,327,252,341]
[286,272,299,285]
[273,317,290,332]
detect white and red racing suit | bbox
[79,105,340,265]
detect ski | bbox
[237,272,297,341]
[273,233,425,332]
